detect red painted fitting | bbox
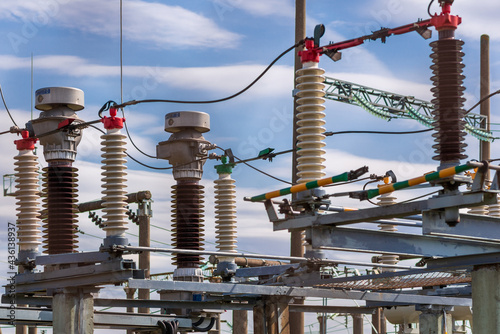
[101,107,125,129]
[299,39,321,63]
[431,3,461,31]
[14,130,37,150]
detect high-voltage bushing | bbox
[101,108,128,247]
[31,87,85,254]
[213,162,237,280]
[157,111,215,279]
[429,1,466,168]
[295,62,327,184]
[41,165,78,254]
[171,181,205,268]
[14,131,41,265]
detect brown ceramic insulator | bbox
[171,181,205,268]
[41,166,78,254]
[429,38,467,164]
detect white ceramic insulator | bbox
[14,150,42,251]
[101,128,128,237]
[468,205,488,215]
[295,63,326,184]
[488,195,500,217]
[377,192,398,271]
[214,173,237,255]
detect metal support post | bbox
[352,314,363,334]
[233,310,248,334]
[291,0,306,333]
[265,298,278,334]
[472,264,500,333]
[317,315,326,334]
[138,199,152,314]
[52,288,96,334]
[253,302,265,334]
[124,287,136,334]
[417,305,452,334]
[480,34,490,180]
[277,297,290,334]
[372,307,382,334]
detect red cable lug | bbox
[101,107,126,130]
[14,130,38,150]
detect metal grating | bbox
[315,271,471,290]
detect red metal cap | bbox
[299,39,321,63]
[101,107,125,129]
[431,3,461,31]
[14,130,37,151]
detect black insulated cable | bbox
[112,41,304,109]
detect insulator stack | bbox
[468,205,488,216]
[214,173,237,254]
[171,181,205,268]
[41,165,78,254]
[101,127,128,242]
[430,38,467,166]
[377,192,399,271]
[14,149,42,254]
[488,197,500,217]
[295,63,326,183]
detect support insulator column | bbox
[429,2,466,168]
[101,108,128,247]
[213,163,238,280]
[14,131,41,263]
[295,62,326,184]
[214,166,237,254]
[376,192,399,272]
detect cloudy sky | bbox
[0,0,499,332]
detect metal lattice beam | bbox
[323,76,494,141]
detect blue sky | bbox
[0,0,498,332]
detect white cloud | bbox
[0,0,241,49]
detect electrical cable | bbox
[112,41,304,109]
[121,108,157,159]
[234,156,293,185]
[394,190,440,204]
[427,0,435,17]
[89,124,207,170]
[324,129,433,136]
[464,89,500,114]
[0,85,18,127]
[323,176,371,189]
[363,179,380,206]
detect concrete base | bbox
[418,306,452,334]
[52,288,95,334]
[472,264,500,333]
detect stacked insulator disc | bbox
[101,128,128,239]
[14,150,42,252]
[488,197,500,217]
[295,64,327,183]
[430,39,467,165]
[214,174,237,253]
[41,165,78,254]
[377,192,398,271]
[171,182,205,267]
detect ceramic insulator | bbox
[101,128,128,238]
[41,165,78,254]
[171,182,205,268]
[214,173,237,254]
[377,192,399,271]
[14,150,42,252]
[487,196,500,217]
[295,63,326,183]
